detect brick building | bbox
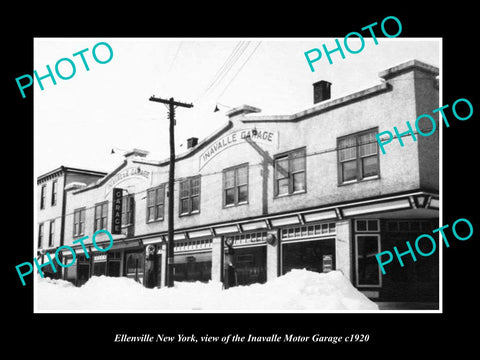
[36,166,107,278]
[41,59,440,304]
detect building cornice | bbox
[37,166,107,185]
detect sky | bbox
[34,37,440,176]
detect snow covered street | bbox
[35,269,378,312]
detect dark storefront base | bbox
[173,261,211,283]
[173,252,211,283]
[375,301,439,310]
[282,238,336,275]
[354,219,440,303]
[233,246,266,286]
[379,220,439,302]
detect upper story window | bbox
[337,128,379,184]
[274,147,306,196]
[94,201,108,232]
[223,164,248,207]
[147,185,165,222]
[38,223,44,248]
[51,180,58,206]
[179,176,201,216]
[48,220,55,247]
[122,195,135,226]
[40,184,46,210]
[73,208,86,237]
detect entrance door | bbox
[107,251,121,277]
[77,263,90,287]
[125,250,144,284]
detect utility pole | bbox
[149,96,193,287]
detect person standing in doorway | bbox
[224,237,237,289]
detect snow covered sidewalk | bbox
[35,269,378,312]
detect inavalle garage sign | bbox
[199,128,276,170]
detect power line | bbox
[217,41,262,100]
[167,41,183,74]
[194,41,250,102]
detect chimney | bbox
[187,137,198,149]
[313,80,331,104]
[124,148,149,159]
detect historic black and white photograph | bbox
[31,37,443,313]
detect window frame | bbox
[48,220,55,247]
[73,207,86,237]
[40,184,46,210]
[179,176,201,216]
[51,180,58,207]
[38,223,44,248]
[354,234,382,288]
[146,185,165,223]
[223,163,249,208]
[121,194,135,227]
[355,219,380,233]
[337,128,380,185]
[273,147,307,197]
[94,201,109,232]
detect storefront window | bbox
[93,261,107,276]
[173,252,211,283]
[233,246,266,286]
[282,239,335,275]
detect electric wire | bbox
[194,41,250,103]
[216,41,262,100]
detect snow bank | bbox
[35,269,378,312]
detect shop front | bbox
[280,222,337,275]
[173,238,212,283]
[352,218,439,302]
[229,231,267,286]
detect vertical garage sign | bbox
[111,188,123,234]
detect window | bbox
[147,186,165,222]
[122,195,135,226]
[223,164,248,206]
[51,180,58,206]
[338,129,379,184]
[40,184,46,209]
[280,222,336,240]
[94,202,108,231]
[179,176,201,215]
[355,235,381,287]
[38,223,44,248]
[355,219,380,232]
[49,220,55,247]
[274,148,306,196]
[73,208,86,237]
